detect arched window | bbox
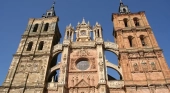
[44,23,49,31]
[27,42,33,51]
[128,36,134,47]
[123,18,128,27]
[140,35,146,46]
[48,13,51,16]
[123,8,126,12]
[33,24,38,32]
[38,41,44,50]
[133,18,140,26]
[97,29,100,37]
[67,31,69,38]
[70,31,72,38]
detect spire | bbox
[42,1,56,18]
[120,0,123,3]
[118,0,130,14]
[51,1,56,10]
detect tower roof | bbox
[118,0,130,14]
[42,1,56,18]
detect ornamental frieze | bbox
[71,41,96,48]
[108,81,124,88]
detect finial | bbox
[88,21,90,25]
[69,23,72,27]
[77,21,80,25]
[96,22,99,25]
[82,17,86,24]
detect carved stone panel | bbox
[76,48,90,57]
[25,62,33,72]
[17,62,26,72]
[90,58,96,69]
[108,81,124,88]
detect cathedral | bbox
[0,1,170,93]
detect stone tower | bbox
[1,1,170,93]
[111,1,170,93]
[0,2,62,93]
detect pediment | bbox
[74,79,90,87]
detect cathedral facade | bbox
[1,1,170,93]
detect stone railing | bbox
[47,82,58,90]
[108,80,124,88]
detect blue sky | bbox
[0,0,170,85]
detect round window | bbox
[76,60,90,70]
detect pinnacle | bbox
[82,17,86,24]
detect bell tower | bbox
[112,1,170,92]
[1,2,61,93]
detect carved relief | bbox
[76,77,79,84]
[70,58,76,70]
[61,63,66,73]
[32,62,40,72]
[71,77,74,86]
[129,53,140,58]
[90,58,96,69]
[71,41,96,48]
[141,62,148,71]
[108,81,124,88]
[77,48,90,56]
[150,62,157,70]
[98,61,104,71]
[139,51,144,57]
[18,62,26,72]
[25,63,32,72]
[144,52,156,57]
[133,63,139,71]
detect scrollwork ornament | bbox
[61,63,66,73]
